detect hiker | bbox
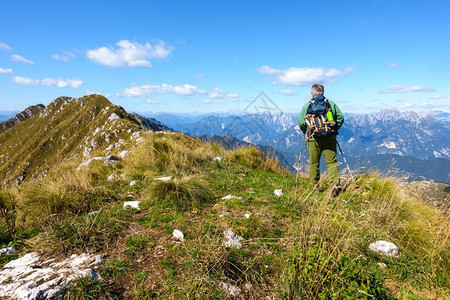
[298,84,344,196]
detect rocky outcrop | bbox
[0,104,45,133]
[0,252,103,299]
[129,113,172,132]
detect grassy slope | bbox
[0,131,449,299]
[0,95,141,185]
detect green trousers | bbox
[308,136,339,185]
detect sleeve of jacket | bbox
[298,102,310,134]
[329,100,344,130]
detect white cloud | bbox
[428,95,447,100]
[202,99,224,104]
[278,89,296,96]
[208,88,239,99]
[87,40,173,68]
[146,99,164,104]
[119,83,206,97]
[11,54,34,64]
[53,54,68,62]
[258,65,281,75]
[231,98,249,103]
[12,76,82,88]
[85,90,111,97]
[0,42,12,51]
[12,76,38,85]
[258,65,356,86]
[388,62,400,68]
[53,51,77,62]
[398,103,413,109]
[379,84,435,94]
[0,68,13,74]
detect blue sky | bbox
[1,0,449,114]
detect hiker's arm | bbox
[298,103,309,134]
[332,103,344,130]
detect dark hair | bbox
[311,84,324,95]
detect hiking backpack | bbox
[304,98,337,141]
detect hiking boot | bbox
[330,183,340,198]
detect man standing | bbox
[298,84,344,196]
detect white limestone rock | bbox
[108,113,120,121]
[172,229,184,243]
[221,195,243,200]
[123,201,141,210]
[0,247,16,255]
[219,281,241,298]
[369,240,400,257]
[77,156,119,170]
[118,150,129,159]
[0,252,102,300]
[155,176,172,182]
[223,229,243,249]
[212,156,223,162]
[274,189,285,197]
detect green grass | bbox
[148,176,214,211]
[0,130,448,299]
[47,208,133,254]
[100,260,131,279]
[61,276,120,300]
[125,234,155,259]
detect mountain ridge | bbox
[0,95,168,186]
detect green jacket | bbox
[298,98,344,140]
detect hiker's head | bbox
[311,84,324,97]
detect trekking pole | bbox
[295,134,305,187]
[336,140,359,188]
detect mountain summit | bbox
[0,95,167,185]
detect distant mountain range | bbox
[145,110,450,183]
[2,99,449,184]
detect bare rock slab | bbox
[0,252,103,299]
